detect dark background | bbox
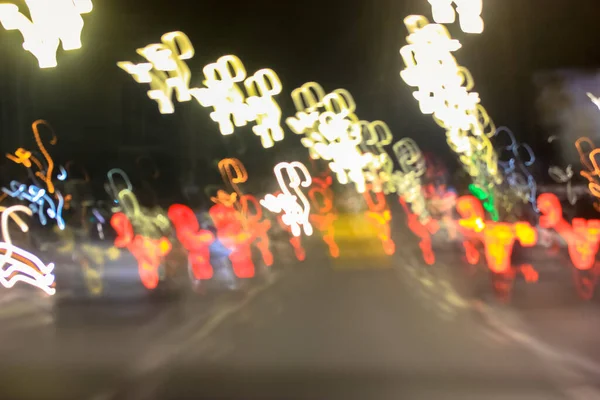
[0,0,599,201]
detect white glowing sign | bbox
[0,0,93,68]
[427,0,484,34]
[260,162,313,237]
[0,205,55,295]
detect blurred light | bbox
[400,16,501,196]
[494,126,538,212]
[391,138,430,222]
[261,162,313,237]
[399,197,438,265]
[468,183,498,221]
[363,187,395,255]
[457,195,537,276]
[576,137,600,209]
[106,168,133,209]
[57,166,67,181]
[118,31,195,114]
[308,176,339,258]
[245,68,285,148]
[0,0,93,68]
[240,194,273,266]
[548,165,577,205]
[191,55,252,134]
[359,120,394,193]
[168,204,215,280]
[587,92,600,110]
[213,158,272,274]
[2,181,65,230]
[538,193,600,273]
[6,148,32,168]
[110,212,172,290]
[428,0,484,34]
[287,83,370,192]
[0,205,55,295]
[209,203,254,278]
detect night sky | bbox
[0,0,599,202]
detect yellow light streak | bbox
[0,0,93,68]
[245,68,284,148]
[400,15,500,185]
[118,31,195,114]
[191,54,251,134]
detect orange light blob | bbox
[168,204,215,280]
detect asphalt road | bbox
[1,230,600,400]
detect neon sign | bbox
[260,162,313,237]
[0,0,93,68]
[0,205,55,295]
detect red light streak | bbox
[538,193,600,272]
[209,203,254,278]
[168,204,215,280]
[110,212,172,290]
[399,196,438,265]
[308,175,339,258]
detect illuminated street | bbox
[1,1,600,399]
[1,227,600,400]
